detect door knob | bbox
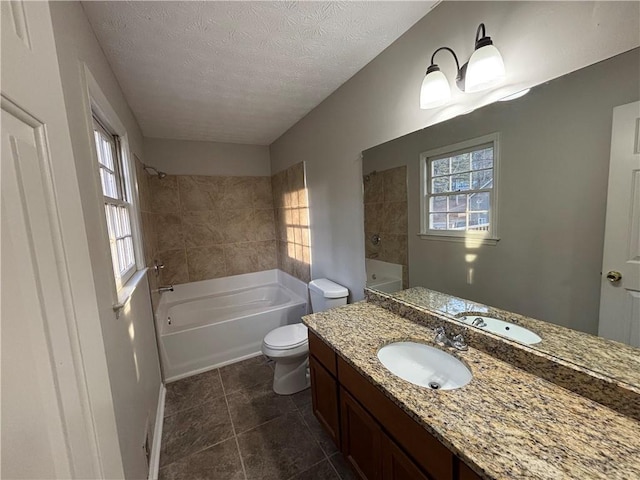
[606,271,622,283]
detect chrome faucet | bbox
[158,285,174,293]
[434,326,468,351]
[471,317,487,327]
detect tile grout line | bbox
[219,369,248,480]
[292,394,344,480]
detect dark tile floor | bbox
[159,356,356,480]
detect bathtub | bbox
[156,270,308,382]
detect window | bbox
[420,133,499,243]
[92,115,137,285]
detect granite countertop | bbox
[389,287,640,389]
[303,302,640,480]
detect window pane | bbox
[430,213,447,230]
[116,238,126,273]
[469,192,490,211]
[469,213,490,230]
[432,158,450,177]
[448,194,467,212]
[432,176,450,194]
[430,196,448,212]
[451,173,470,192]
[104,204,115,239]
[471,147,493,170]
[119,206,131,236]
[447,213,467,230]
[99,136,115,170]
[451,153,470,173]
[100,167,118,198]
[471,169,493,190]
[124,236,134,269]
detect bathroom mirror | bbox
[362,48,640,388]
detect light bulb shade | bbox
[465,44,505,93]
[420,69,451,109]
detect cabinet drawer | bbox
[309,356,341,449]
[338,357,454,480]
[309,331,337,376]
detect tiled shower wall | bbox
[363,166,408,287]
[136,160,310,304]
[271,162,311,284]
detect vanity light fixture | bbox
[420,23,505,109]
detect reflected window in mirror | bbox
[420,133,500,245]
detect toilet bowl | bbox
[262,323,310,395]
[262,278,348,395]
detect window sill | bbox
[417,234,500,246]
[113,267,149,318]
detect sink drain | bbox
[428,381,441,390]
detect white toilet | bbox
[262,278,349,395]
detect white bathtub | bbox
[156,270,308,382]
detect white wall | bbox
[269,1,640,302]
[145,137,271,176]
[50,2,162,478]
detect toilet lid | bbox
[264,324,308,350]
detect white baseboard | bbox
[148,384,166,480]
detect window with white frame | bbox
[92,115,137,285]
[420,133,499,241]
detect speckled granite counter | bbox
[366,288,640,421]
[387,287,640,388]
[303,302,640,480]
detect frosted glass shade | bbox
[420,70,451,109]
[465,44,505,93]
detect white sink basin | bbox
[377,342,472,390]
[459,316,542,345]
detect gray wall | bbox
[269,1,640,302]
[363,49,640,334]
[51,3,162,478]
[145,137,271,176]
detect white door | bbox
[599,101,640,347]
[1,2,102,478]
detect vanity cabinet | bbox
[309,331,482,480]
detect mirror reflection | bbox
[362,48,640,385]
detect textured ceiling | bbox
[82,1,437,145]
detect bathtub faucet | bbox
[158,285,174,293]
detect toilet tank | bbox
[308,279,349,312]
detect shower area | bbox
[134,159,312,380]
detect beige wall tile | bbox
[363,172,383,204]
[182,210,225,247]
[220,208,254,243]
[287,162,305,207]
[271,170,287,208]
[382,166,407,203]
[154,213,184,251]
[253,177,274,209]
[159,248,188,285]
[251,209,276,242]
[178,175,224,211]
[381,201,408,234]
[364,203,384,234]
[149,175,180,213]
[186,245,226,282]
[224,240,277,276]
[221,177,254,210]
[380,234,408,265]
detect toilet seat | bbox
[263,324,308,351]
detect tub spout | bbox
[158,285,174,293]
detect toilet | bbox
[262,278,349,395]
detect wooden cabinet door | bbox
[310,355,341,449]
[383,436,432,480]
[340,387,383,480]
[458,461,482,480]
